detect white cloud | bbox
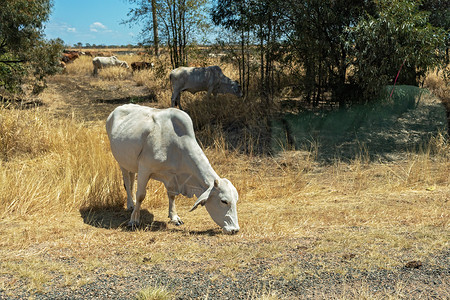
[90,22,110,33]
[46,22,76,34]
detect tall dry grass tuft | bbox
[99,66,131,81]
[424,67,450,134]
[0,107,124,220]
[403,132,450,186]
[132,67,171,106]
[136,285,173,300]
[65,55,93,76]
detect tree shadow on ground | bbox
[271,85,448,162]
[94,93,157,105]
[79,207,167,231]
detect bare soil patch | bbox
[40,74,159,121]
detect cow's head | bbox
[190,178,240,234]
[232,81,243,98]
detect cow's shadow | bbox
[79,207,167,231]
[79,207,226,235]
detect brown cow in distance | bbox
[96,51,114,57]
[62,52,79,63]
[63,50,80,55]
[131,61,154,72]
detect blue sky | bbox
[44,0,140,46]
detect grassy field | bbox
[0,53,449,299]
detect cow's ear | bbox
[189,184,213,212]
[189,197,207,212]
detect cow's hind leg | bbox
[167,192,184,226]
[129,169,151,228]
[120,167,135,211]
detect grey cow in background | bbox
[92,56,129,76]
[169,66,243,110]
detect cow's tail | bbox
[169,72,173,87]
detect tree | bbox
[280,0,375,108]
[245,0,285,104]
[212,0,251,98]
[151,0,159,56]
[125,0,210,68]
[421,0,450,64]
[213,0,286,103]
[213,0,375,107]
[348,0,447,100]
[0,0,64,96]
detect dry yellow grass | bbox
[424,67,450,126]
[0,54,449,298]
[0,108,123,218]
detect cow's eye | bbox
[221,200,228,205]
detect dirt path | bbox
[41,74,158,121]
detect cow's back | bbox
[92,57,103,68]
[93,56,117,67]
[170,67,219,93]
[106,104,195,172]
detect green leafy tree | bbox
[421,0,450,63]
[213,0,375,107]
[348,0,447,100]
[212,0,252,98]
[213,0,288,103]
[281,0,375,107]
[0,0,64,96]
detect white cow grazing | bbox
[92,56,129,76]
[170,66,243,110]
[106,104,240,234]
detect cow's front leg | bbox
[168,192,184,226]
[171,90,182,109]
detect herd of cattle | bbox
[60,50,154,73]
[59,50,243,109]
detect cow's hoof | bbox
[127,221,140,230]
[169,218,184,226]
